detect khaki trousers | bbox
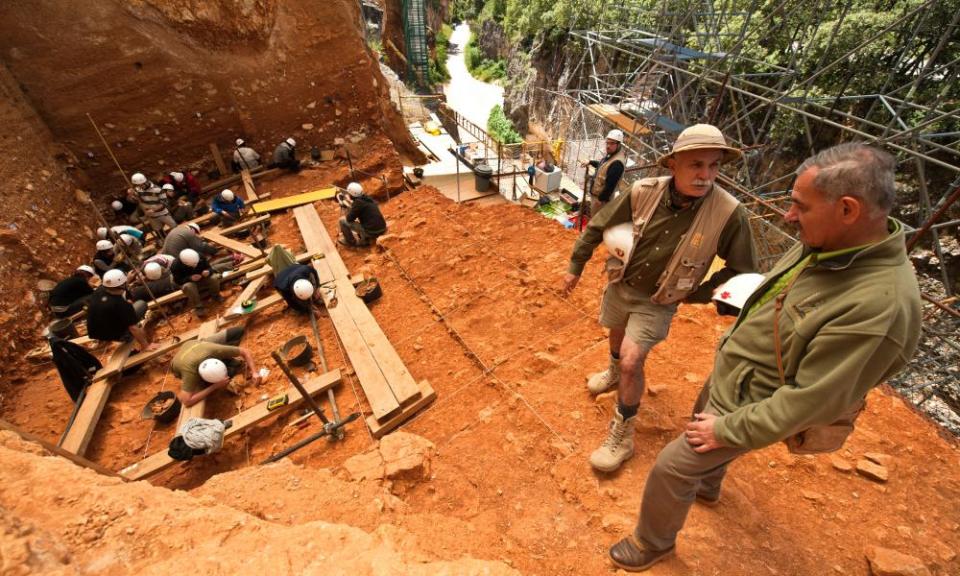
[634,385,750,551]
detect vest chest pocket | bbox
[673,257,706,292]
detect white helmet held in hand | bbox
[606,129,625,143]
[285,137,296,147]
[346,182,363,197]
[144,262,163,280]
[199,358,229,384]
[102,269,127,288]
[131,173,147,186]
[602,222,634,262]
[221,189,235,202]
[293,279,315,301]
[96,239,114,251]
[712,273,766,311]
[97,227,108,239]
[111,200,124,211]
[179,248,200,267]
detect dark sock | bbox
[610,351,620,361]
[617,401,639,420]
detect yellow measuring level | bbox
[252,188,337,214]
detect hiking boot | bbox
[589,408,636,472]
[609,536,675,572]
[586,357,621,394]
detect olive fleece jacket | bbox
[709,219,922,449]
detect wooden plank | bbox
[300,207,421,407]
[174,321,220,432]
[240,168,259,202]
[244,251,316,281]
[202,231,263,259]
[201,167,279,194]
[146,255,268,310]
[185,212,217,227]
[209,143,229,176]
[120,369,341,481]
[210,214,270,237]
[95,324,205,382]
[293,206,401,422]
[0,419,123,478]
[60,341,135,455]
[252,188,337,214]
[231,276,265,309]
[366,380,436,439]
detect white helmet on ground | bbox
[293,279,315,301]
[199,358,229,384]
[236,138,245,146]
[97,227,109,239]
[712,273,766,310]
[102,269,127,288]
[285,137,296,147]
[220,189,235,202]
[144,262,163,280]
[111,200,124,211]
[76,265,96,276]
[162,183,175,191]
[187,222,201,234]
[602,222,633,262]
[131,173,147,186]
[171,172,185,183]
[96,239,114,251]
[346,182,363,197]
[606,129,625,143]
[179,248,200,267]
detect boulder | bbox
[379,431,435,483]
[865,546,931,576]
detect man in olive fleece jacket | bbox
[607,143,922,572]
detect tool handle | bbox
[270,350,329,425]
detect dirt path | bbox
[444,22,504,133]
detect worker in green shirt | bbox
[563,124,757,474]
[607,143,922,571]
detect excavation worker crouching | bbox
[211,189,245,226]
[338,182,386,248]
[171,249,223,318]
[273,263,321,314]
[49,265,96,318]
[86,269,156,351]
[171,327,261,408]
[272,137,301,172]
[607,143,923,572]
[563,123,757,474]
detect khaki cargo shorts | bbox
[599,282,678,348]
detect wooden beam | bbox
[202,231,263,259]
[201,167,279,194]
[240,168,259,202]
[244,251,316,282]
[60,341,135,456]
[366,380,436,439]
[145,255,268,311]
[252,188,337,214]
[0,419,123,479]
[210,214,270,237]
[209,143,229,176]
[120,369,342,481]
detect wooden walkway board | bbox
[212,214,270,236]
[252,188,337,214]
[366,380,436,439]
[240,168,259,202]
[120,369,341,481]
[202,231,263,259]
[209,143,228,176]
[60,341,135,456]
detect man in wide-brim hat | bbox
[562,123,758,475]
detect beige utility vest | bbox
[607,176,740,304]
[594,147,627,196]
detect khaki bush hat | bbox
[659,123,741,166]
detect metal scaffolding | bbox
[552,0,960,431]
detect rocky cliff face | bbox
[0,0,419,189]
[502,34,577,136]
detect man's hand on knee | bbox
[685,413,724,453]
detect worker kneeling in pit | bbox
[274,263,321,314]
[172,248,223,318]
[172,327,261,408]
[562,124,757,474]
[338,182,386,248]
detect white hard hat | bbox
[102,269,127,288]
[712,273,766,310]
[602,222,634,262]
[235,138,245,146]
[131,173,147,186]
[199,358,229,384]
[144,262,163,281]
[96,239,114,251]
[187,222,201,234]
[179,248,200,267]
[346,182,363,197]
[285,137,296,147]
[97,227,108,239]
[221,189,235,202]
[76,265,96,276]
[171,172,185,182]
[119,234,135,245]
[606,129,624,143]
[111,200,124,211]
[293,279,315,301]
[162,183,175,191]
